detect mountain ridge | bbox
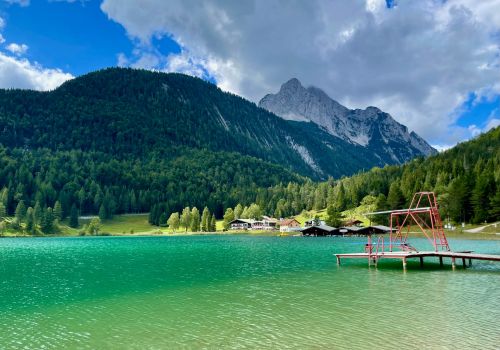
[259,78,437,162]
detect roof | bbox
[344,219,363,226]
[280,218,300,226]
[301,225,337,233]
[229,219,254,224]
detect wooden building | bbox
[279,218,301,232]
[301,225,339,236]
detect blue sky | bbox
[0,0,499,149]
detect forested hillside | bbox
[238,127,499,225]
[0,67,497,235]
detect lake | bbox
[1,235,499,349]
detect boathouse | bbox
[301,225,338,236]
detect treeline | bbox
[149,206,216,232]
[0,145,300,227]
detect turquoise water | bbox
[1,235,499,349]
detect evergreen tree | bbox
[489,190,500,221]
[201,207,210,232]
[0,202,6,220]
[247,203,261,219]
[190,207,200,232]
[53,201,63,221]
[69,204,79,228]
[33,201,42,225]
[471,173,494,223]
[167,212,180,232]
[209,214,217,232]
[223,208,235,230]
[41,207,55,233]
[387,183,405,210]
[98,204,107,221]
[15,200,27,223]
[158,212,168,227]
[326,204,343,227]
[180,207,191,232]
[25,207,35,234]
[234,204,243,219]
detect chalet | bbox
[301,225,339,237]
[229,217,278,231]
[279,218,301,232]
[252,216,278,230]
[229,219,254,230]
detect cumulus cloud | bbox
[101,0,500,145]
[6,43,28,55]
[0,52,73,90]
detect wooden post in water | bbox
[451,257,456,270]
[336,256,340,266]
[439,256,443,267]
[419,257,424,268]
[462,258,466,268]
[402,257,407,270]
[469,258,472,267]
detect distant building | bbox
[229,219,254,230]
[279,218,301,232]
[301,225,338,236]
[229,217,278,231]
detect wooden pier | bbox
[335,250,500,270]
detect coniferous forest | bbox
[0,68,498,234]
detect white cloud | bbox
[0,34,5,44]
[3,0,30,6]
[6,43,28,56]
[0,52,73,90]
[101,0,500,145]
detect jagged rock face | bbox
[259,78,437,161]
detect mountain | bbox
[259,78,437,164]
[0,68,426,181]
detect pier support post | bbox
[469,258,472,267]
[439,256,443,267]
[402,258,407,270]
[451,257,456,270]
[419,257,424,268]
[462,258,466,268]
[336,256,340,266]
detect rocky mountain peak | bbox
[258,78,437,160]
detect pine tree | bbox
[15,200,27,223]
[53,201,63,222]
[158,212,167,227]
[190,207,200,232]
[488,189,500,222]
[387,183,405,210]
[209,214,217,232]
[326,204,343,227]
[180,207,191,232]
[41,207,54,233]
[201,207,210,232]
[69,204,79,228]
[33,201,42,225]
[167,212,180,232]
[98,204,107,221]
[0,202,6,220]
[25,207,35,234]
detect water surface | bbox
[1,235,499,349]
